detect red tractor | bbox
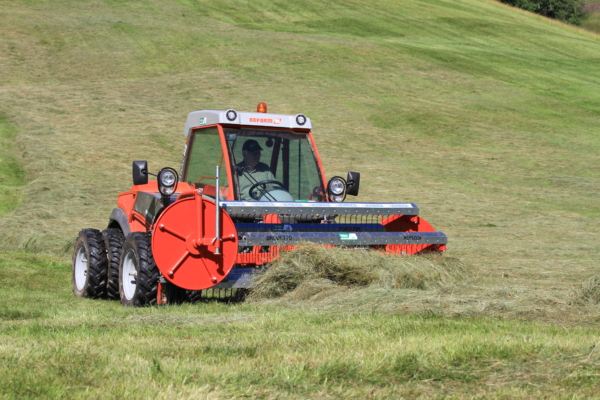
[72,103,447,306]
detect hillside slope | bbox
[0,0,599,312]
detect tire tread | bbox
[120,232,158,307]
[102,228,124,300]
[72,228,107,298]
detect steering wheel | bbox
[248,180,286,200]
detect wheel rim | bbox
[74,245,88,291]
[122,249,137,301]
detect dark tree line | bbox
[499,0,588,25]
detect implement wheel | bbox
[152,194,238,290]
[102,228,124,300]
[72,229,107,298]
[162,281,188,305]
[119,232,159,307]
[186,290,203,304]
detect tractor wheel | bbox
[119,232,159,307]
[185,290,203,304]
[102,228,124,300]
[72,229,107,298]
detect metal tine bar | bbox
[233,212,416,233]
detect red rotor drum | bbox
[151,194,238,290]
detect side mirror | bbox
[132,161,148,185]
[346,171,360,196]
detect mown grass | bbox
[2,251,600,399]
[249,244,475,299]
[0,114,25,219]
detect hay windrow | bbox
[569,276,600,305]
[248,244,475,301]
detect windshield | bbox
[224,128,325,202]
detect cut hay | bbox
[569,276,600,305]
[248,244,474,301]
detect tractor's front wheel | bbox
[102,229,124,300]
[119,232,159,307]
[72,229,107,298]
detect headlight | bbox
[158,168,178,197]
[327,176,346,202]
[160,170,176,187]
[329,178,345,195]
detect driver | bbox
[236,139,276,200]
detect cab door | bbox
[180,125,233,200]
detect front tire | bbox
[102,229,124,300]
[72,229,107,298]
[119,232,159,307]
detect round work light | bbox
[296,114,307,126]
[225,109,237,121]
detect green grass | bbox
[1,0,600,397]
[2,251,600,398]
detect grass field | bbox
[1,0,600,397]
[2,251,600,398]
[0,114,25,219]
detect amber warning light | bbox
[257,102,267,113]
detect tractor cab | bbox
[180,104,342,203]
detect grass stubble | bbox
[1,0,600,397]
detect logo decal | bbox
[339,233,358,241]
[250,118,274,123]
[266,235,293,241]
[273,224,293,232]
[404,235,422,241]
[274,118,282,124]
[199,117,207,125]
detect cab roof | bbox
[183,109,312,137]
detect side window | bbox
[184,127,229,189]
[288,139,321,200]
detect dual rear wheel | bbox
[119,232,159,307]
[102,228,124,300]
[72,229,107,299]
[73,229,196,306]
[72,229,157,306]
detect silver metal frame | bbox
[220,201,419,216]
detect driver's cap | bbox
[242,139,263,153]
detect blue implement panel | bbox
[238,231,447,247]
